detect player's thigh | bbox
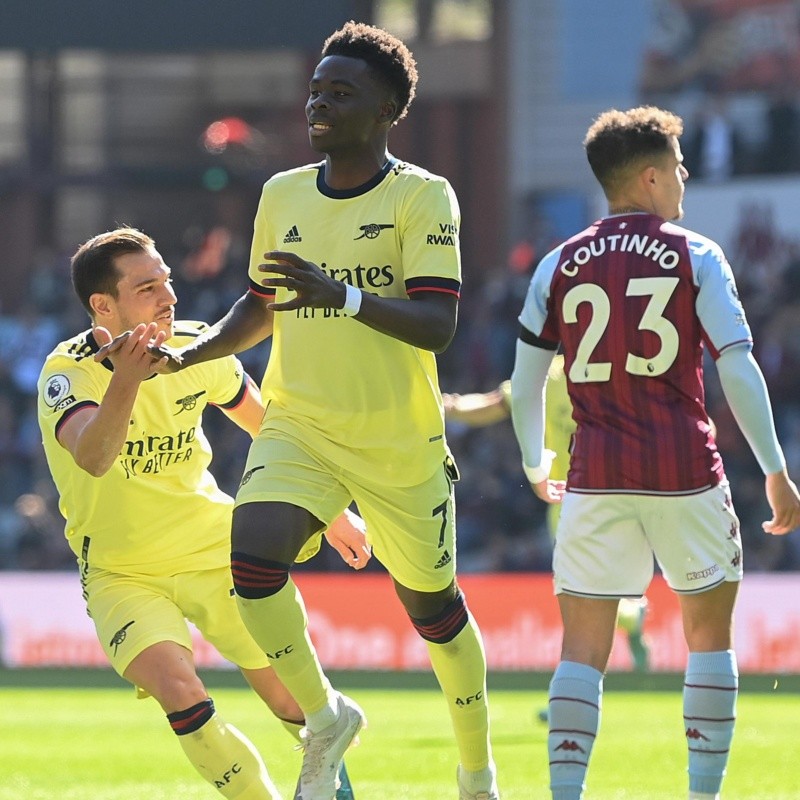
[643,482,743,593]
[554,492,653,597]
[351,458,457,593]
[83,567,190,677]
[678,580,739,651]
[234,430,351,562]
[177,567,270,671]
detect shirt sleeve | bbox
[38,358,104,441]
[518,247,563,343]
[693,240,752,359]
[510,339,557,471]
[716,345,786,475]
[248,183,277,300]
[203,356,249,409]
[400,176,461,297]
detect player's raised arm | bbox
[95,290,274,372]
[260,249,457,353]
[58,324,167,476]
[178,291,274,368]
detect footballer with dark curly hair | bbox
[134,20,499,800]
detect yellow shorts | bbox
[236,428,459,592]
[81,563,270,676]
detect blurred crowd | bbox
[1,205,800,576]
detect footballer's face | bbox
[306,55,392,155]
[93,248,176,338]
[650,136,688,221]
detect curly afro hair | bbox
[321,21,418,124]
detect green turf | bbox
[1,684,798,799]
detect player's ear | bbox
[642,165,657,185]
[89,292,114,321]
[378,100,397,125]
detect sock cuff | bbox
[555,660,604,688]
[231,551,291,599]
[687,650,738,678]
[410,591,469,644]
[167,698,215,735]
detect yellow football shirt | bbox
[248,158,461,486]
[37,322,249,575]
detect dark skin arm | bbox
[261,250,457,353]
[178,291,274,368]
[95,291,274,371]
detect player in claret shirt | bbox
[509,105,800,800]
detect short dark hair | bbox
[321,21,418,123]
[71,227,155,316]
[584,106,684,195]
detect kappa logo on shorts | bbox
[109,620,135,655]
[434,549,452,569]
[686,563,720,581]
[239,465,264,487]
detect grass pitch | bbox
[1,673,798,799]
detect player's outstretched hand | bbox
[324,508,372,570]
[93,324,168,381]
[762,470,800,535]
[530,478,567,505]
[258,250,346,312]
[93,325,184,374]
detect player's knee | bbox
[408,589,469,644]
[153,673,208,714]
[231,551,291,599]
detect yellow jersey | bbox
[37,321,249,575]
[248,157,461,486]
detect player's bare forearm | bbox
[443,389,509,426]
[355,291,457,353]
[178,292,274,369]
[75,324,167,475]
[73,380,140,476]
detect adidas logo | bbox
[434,550,452,569]
[283,225,302,243]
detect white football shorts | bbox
[553,482,743,597]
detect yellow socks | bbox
[236,578,332,716]
[168,699,279,799]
